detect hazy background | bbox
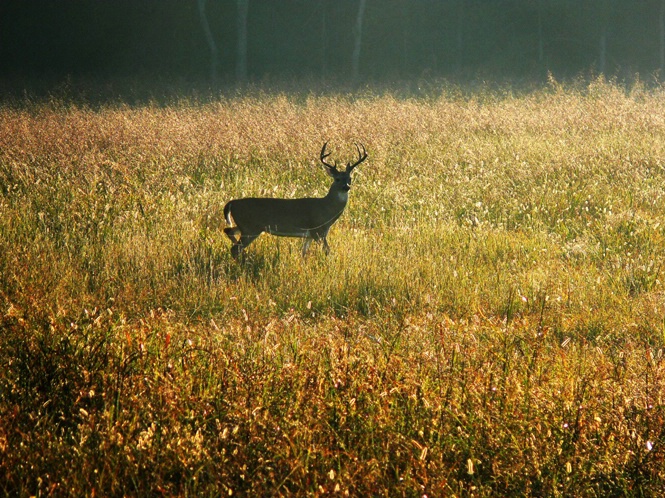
[0,0,663,90]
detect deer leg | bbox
[321,237,331,255]
[224,226,241,244]
[230,242,243,260]
[302,238,313,257]
[231,234,258,260]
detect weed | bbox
[1,79,665,495]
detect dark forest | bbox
[1,1,664,86]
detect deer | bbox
[223,142,368,259]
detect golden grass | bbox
[1,78,665,495]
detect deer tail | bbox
[223,200,234,226]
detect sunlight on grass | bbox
[1,78,665,495]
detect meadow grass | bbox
[1,78,665,495]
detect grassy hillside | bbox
[1,79,665,495]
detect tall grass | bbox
[1,78,665,495]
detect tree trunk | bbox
[456,0,465,72]
[351,0,367,85]
[537,0,544,65]
[660,0,665,75]
[599,25,607,74]
[402,2,410,75]
[197,0,219,84]
[236,0,249,84]
[321,0,328,78]
[597,0,613,75]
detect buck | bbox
[223,142,368,259]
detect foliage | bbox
[2,0,664,82]
[1,78,665,495]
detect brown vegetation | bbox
[1,79,665,495]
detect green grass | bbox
[1,77,665,495]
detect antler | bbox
[347,143,367,172]
[320,141,338,172]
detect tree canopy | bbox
[1,0,663,84]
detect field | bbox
[1,78,665,496]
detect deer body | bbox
[223,142,366,259]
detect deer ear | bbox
[323,164,337,177]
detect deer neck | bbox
[326,183,349,206]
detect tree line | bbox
[2,0,664,85]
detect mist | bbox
[1,0,663,90]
